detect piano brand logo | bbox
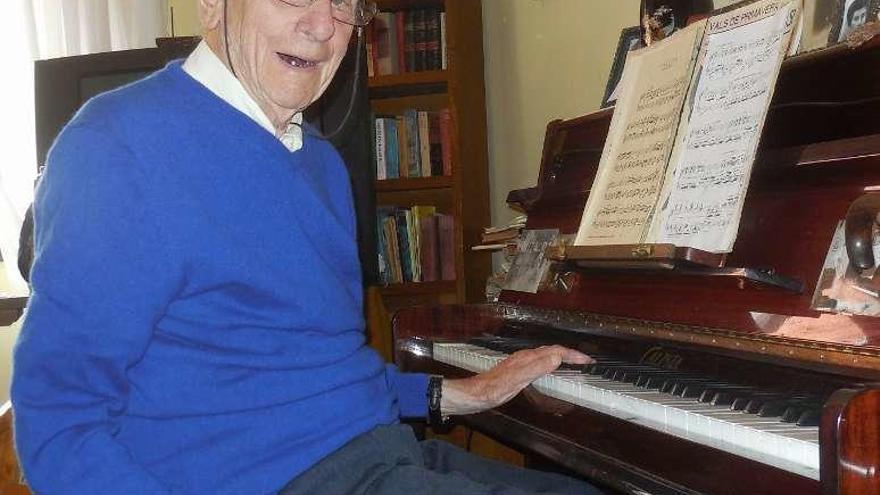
[639,346,683,370]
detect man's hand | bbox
[440,345,593,416]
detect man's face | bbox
[224,0,353,124]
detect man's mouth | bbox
[278,52,318,68]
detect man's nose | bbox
[297,0,337,41]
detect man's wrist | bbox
[439,377,492,416]
[426,375,450,426]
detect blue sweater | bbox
[12,62,428,495]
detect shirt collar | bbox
[182,41,303,152]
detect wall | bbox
[481,0,739,229]
[481,0,640,229]
[168,0,201,37]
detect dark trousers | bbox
[279,424,604,494]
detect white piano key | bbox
[433,342,821,480]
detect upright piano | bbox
[394,34,880,495]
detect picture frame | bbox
[828,0,880,45]
[601,26,642,109]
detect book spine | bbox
[405,109,421,178]
[439,108,453,176]
[383,118,399,179]
[438,213,456,281]
[396,115,409,178]
[420,214,439,282]
[375,208,392,284]
[413,9,426,72]
[395,209,413,282]
[440,12,447,70]
[374,117,386,181]
[428,111,443,177]
[383,215,402,284]
[418,111,432,177]
[404,10,416,73]
[406,208,421,282]
[425,9,441,70]
[394,11,407,74]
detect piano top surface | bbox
[497,35,880,370]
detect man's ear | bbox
[198,0,224,32]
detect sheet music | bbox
[575,21,706,246]
[651,0,800,253]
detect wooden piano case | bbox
[395,33,880,495]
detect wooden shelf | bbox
[369,70,448,90]
[379,280,457,297]
[376,176,453,192]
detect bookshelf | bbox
[366,0,491,358]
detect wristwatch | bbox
[427,375,450,427]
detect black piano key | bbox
[697,386,752,404]
[796,408,822,427]
[756,401,790,418]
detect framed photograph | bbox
[828,0,880,44]
[601,26,642,108]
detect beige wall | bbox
[481,0,739,228]
[168,0,201,37]
[481,0,641,228]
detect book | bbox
[395,11,407,74]
[404,109,421,178]
[428,111,444,177]
[425,9,442,70]
[438,213,456,281]
[374,117,386,181]
[418,212,440,282]
[413,9,427,71]
[418,111,432,177]
[383,118,400,179]
[404,10,416,72]
[438,108,453,176]
[395,209,413,282]
[383,215,403,283]
[574,0,802,254]
[396,115,409,178]
[440,12,447,70]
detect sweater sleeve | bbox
[11,122,181,494]
[384,364,429,419]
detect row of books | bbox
[377,206,455,285]
[373,108,452,180]
[367,9,447,77]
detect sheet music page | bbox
[574,21,706,246]
[650,0,801,253]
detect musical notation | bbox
[653,2,796,252]
[575,22,707,246]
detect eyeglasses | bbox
[276,0,379,27]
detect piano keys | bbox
[433,339,820,480]
[394,34,880,495]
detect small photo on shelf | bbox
[828,0,880,45]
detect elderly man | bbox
[12,1,601,493]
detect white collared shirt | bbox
[183,41,303,152]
